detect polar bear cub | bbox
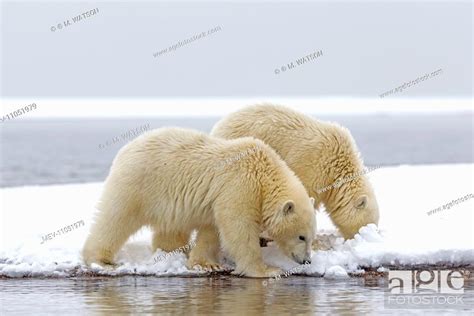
[82,128,315,278]
[212,104,379,239]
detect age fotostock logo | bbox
[385,270,469,309]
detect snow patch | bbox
[1,164,473,278]
[324,265,349,279]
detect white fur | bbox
[82,127,315,277]
[212,104,379,239]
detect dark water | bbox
[1,276,473,315]
[0,114,472,187]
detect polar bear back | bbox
[101,127,301,232]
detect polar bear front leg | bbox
[215,212,282,278]
[187,225,222,271]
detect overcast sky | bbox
[1,0,472,101]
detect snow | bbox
[1,164,473,278]
[323,265,349,279]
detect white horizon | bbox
[1,98,472,118]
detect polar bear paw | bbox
[187,258,223,272]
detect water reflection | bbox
[1,276,472,314]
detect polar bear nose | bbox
[303,260,311,265]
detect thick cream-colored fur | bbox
[211,104,379,239]
[82,128,315,278]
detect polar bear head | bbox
[327,181,380,239]
[264,197,316,264]
[312,124,380,240]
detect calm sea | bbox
[1,276,473,314]
[0,114,472,187]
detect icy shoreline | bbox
[1,164,473,278]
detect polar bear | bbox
[82,127,315,278]
[211,104,379,239]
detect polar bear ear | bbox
[355,195,368,209]
[282,200,295,215]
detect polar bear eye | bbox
[299,236,306,241]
